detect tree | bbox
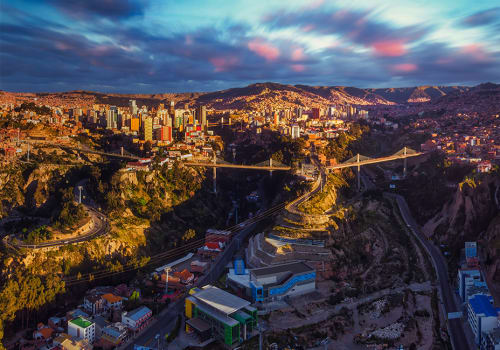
[182,229,196,241]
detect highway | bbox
[359,170,472,350]
[389,193,471,350]
[6,179,109,249]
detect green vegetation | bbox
[23,225,53,244]
[14,102,51,116]
[54,188,88,230]
[0,271,65,347]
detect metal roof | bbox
[193,285,250,315]
[251,261,313,277]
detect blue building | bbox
[467,294,500,345]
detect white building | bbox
[291,124,300,139]
[68,317,95,344]
[467,294,500,345]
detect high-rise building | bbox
[106,107,118,129]
[273,112,280,125]
[130,118,140,132]
[143,118,153,142]
[291,124,300,139]
[312,108,320,119]
[197,105,207,131]
[129,100,138,116]
[156,126,172,143]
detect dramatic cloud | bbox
[0,0,499,92]
[48,0,149,19]
[462,7,500,27]
[247,39,280,61]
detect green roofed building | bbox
[68,316,96,344]
[185,285,258,347]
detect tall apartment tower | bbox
[129,100,138,116]
[197,105,207,131]
[143,118,153,142]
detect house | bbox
[33,323,54,342]
[83,294,105,315]
[101,293,123,311]
[59,338,93,350]
[100,322,128,346]
[68,317,96,344]
[197,241,224,259]
[121,306,153,332]
[174,269,195,284]
[48,317,65,332]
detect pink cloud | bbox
[305,0,324,9]
[55,42,70,51]
[185,35,193,46]
[392,63,418,72]
[460,44,489,62]
[291,48,305,61]
[291,64,305,72]
[436,58,453,65]
[209,56,239,72]
[248,39,280,61]
[302,24,315,33]
[372,40,407,57]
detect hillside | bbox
[3,82,497,111]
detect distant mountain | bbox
[367,86,470,104]
[2,82,498,111]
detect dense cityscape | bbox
[1,1,500,350]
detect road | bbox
[7,179,109,249]
[358,170,471,350]
[385,193,472,350]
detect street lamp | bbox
[155,333,160,350]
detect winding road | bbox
[4,179,109,249]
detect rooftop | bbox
[102,293,122,303]
[70,317,93,329]
[251,261,314,278]
[469,295,500,317]
[125,306,152,321]
[192,285,250,315]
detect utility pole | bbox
[403,146,407,178]
[212,152,217,194]
[164,267,171,295]
[77,186,83,204]
[356,153,361,191]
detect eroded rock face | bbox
[423,173,499,241]
[482,215,500,284]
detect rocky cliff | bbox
[422,173,499,242]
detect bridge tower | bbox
[212,152,217,194]
[269,157,273,178]
[403,146,407,178]
[356,153,361,191]
[120,146,124,156]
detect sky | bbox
[0,0,499,93]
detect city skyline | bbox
[1,0,500,93]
